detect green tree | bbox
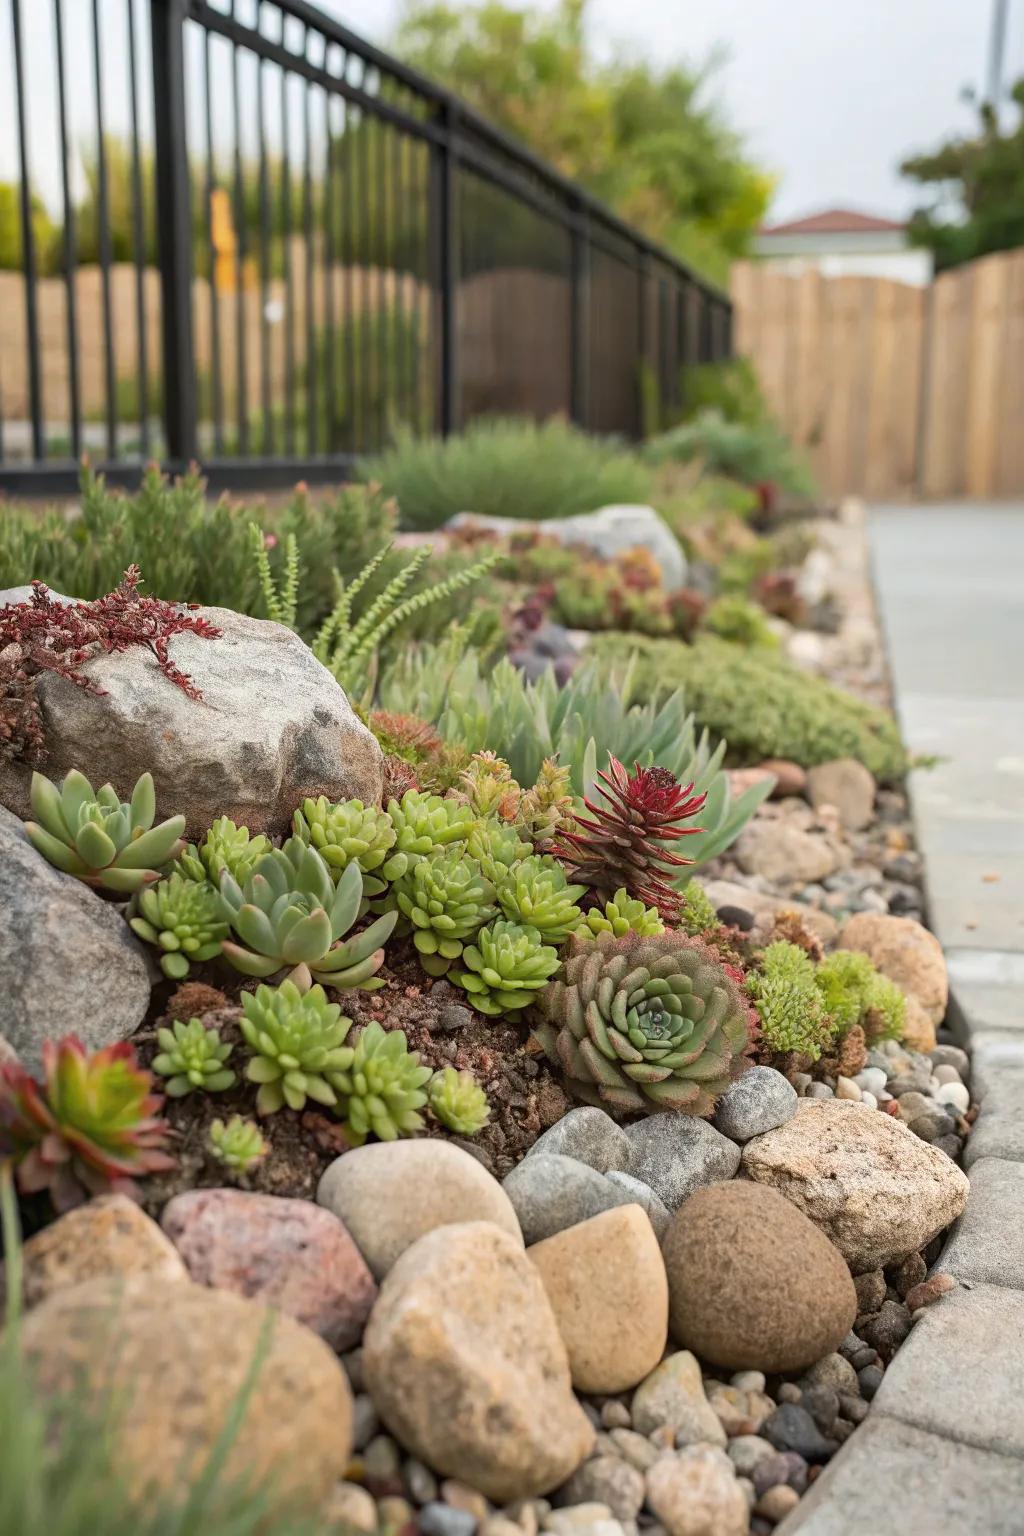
[901,80,1024,271]
[394,0,771,282]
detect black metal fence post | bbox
[150,0,197,464]
[431,100,460,437]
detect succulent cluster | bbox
[678,879,720,938]
[815,949,906,1042]
[746,941,834,1061]
[152,1018,236,1097]
[129,873,230,978]
[330,1021,434,1145]
[533,931,751,1116]
[208,1114,269,1174]
[0,1037,175,1211]
[25,769,185,892]
[292,795,406,898]
[391,851,497,975]
[428,1066,491,1135]
[176,816,273,887]
[387,789,478,859]
[240,978,354,1114]
[497,855,586,944]
[573,886,664,942]
[452,920,562,1017]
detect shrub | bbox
[588,634,909,780]
[645,411,815,499]
[362,416,652,530]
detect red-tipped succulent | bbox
[553,756,707,925]
[0,1036,176,1212]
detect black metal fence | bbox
[0,0,732,495]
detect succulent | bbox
[518,757,576,851]
[553,756,707,924]
[331,1021,433,1145]
[392,850,497,976]
[747,941,835,1062]
[129,873,230,979]
[240,978,355,1114]
[292,795,407,898]
[219,842,397,987]
[532,931,751,1116]
[175,816,273,887]
[457,752,523,820]
[24,768,185,893]
[152,1018,236,1097]
[386,789,478,860]
[451,919,562,1018]
[814,948,907,1043]
[428,1066,491,1136]
[862,972,907,1042]
[0,1036,175,1212]
[208,1114,269,1174]
[467,817,534,882]
[573,887,664,942]
[678,879,720,938]
[496,855,586,944]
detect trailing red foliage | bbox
[0,566,220,762]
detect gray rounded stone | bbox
[503,1155,632,1246]
[622,1116,740,1211]
[712,1068,798,1143]
[527,1107,632,1174]
[603,1171,671,1238]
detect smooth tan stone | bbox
[18,1194,186,1307]
[839,912,948,1024]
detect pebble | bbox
[442,1483,492,1522]
[934,1081,970,1113]
[932,1064,963,1087]
[405,1459,440,1504]
[352,1395,380,1452]
[800,1384,839,1434]
[776,1383,802,1405]
[607,1428,661,1472]
[893,1252,927,1297]
[754,1484,800,1523]
[364,1434,403,1490]
[861,1091,878,1110]
[600,1402,632,1430]
[857,1364,884,1398]
[421,1504,479,1536]
[838,1394,869,1425]
[543,1505,621,1536]
[853,1270,886,1314]
[905,1272,957,1311]
[855,1067,888,1098]
[527,1108,631,1175]
[835,1076,861,1101]
[930,1045,970,1075]
[711,1068,798,1143]
[555,1458,645,1521]
[806,1082,834,1099]
[751,1452,809,1496]
[631,1352,727,1447]
[622,1118,740,1211]
[603,1172,672,1239]
[379,1497,416,1530]
[800,1353,859,1395]
[731,1370,767,1394]
[761,1404,835,1462]
[645,1453,749,1536]
[328,1483,379,1533]
[727,1435,777,1476]
[858,1300,912,1357]
[504,1156,631,1245]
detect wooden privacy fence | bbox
[732,248,1024,501]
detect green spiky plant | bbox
[330,1022,433,1145]
[496,855,586,944]
[0,1036,175,1211]
[533,931,752,1117]
[240,978,355,1114]
[175,816,273,887]
[129,874,231,979]
[451,920,562,1018]
[456,751,524,821]
[152,1019,236,1097]
[678,879,720,937]
[815,949,907,1043]
[219,844,396,988]
[428,1067,491,1136]
[23,768,185,893]
[208,1115,270,1176]
[573,887,664,942]
[747,941,836,1061]
[391,850,497,976]
[291,795,407,899]
[517,757,576,852]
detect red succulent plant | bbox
[553,756,707,924]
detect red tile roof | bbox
[760,208,906,237]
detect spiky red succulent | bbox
[553,756,707,924]
[0,1036,175,1212]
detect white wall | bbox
[758,249,935,287]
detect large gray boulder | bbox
[447,505,688,591]
[0,807,150,1071]
[0,599,383,837]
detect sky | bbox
[322,0,1023,222]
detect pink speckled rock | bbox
[161,1187,377,1349]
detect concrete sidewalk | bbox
[783,504,1024,1536]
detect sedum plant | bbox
[451,919,561,1018]
[517,757,576,851]
[292,795,406,898]
[208,1114,269,1174]
[533,931,751,1117]
[387,788,479,860]
[679,879,720,937]
[240,977,354,1114]
[814,948,907,1043]
[456,751,523,821]
[152,1018,236,1097]
[467,817,534,882]
[391,850,497,976]
[175,816,272,887]
[496,855,586,944]
[747,941,835,1061]
[24,768,185,893]
[428,1066,491,1135]
[573,887,664,942]
[129,873,230,979]
[219,843,397,987]
[331,1022,433,1145]
[0,1037,175,1211]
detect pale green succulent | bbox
[24,769,185,893]
[219,841,397,988]
[467,817,533,882]
[392,850,497,976]
[496,855,586,944]
[573,887,665,942]
[387,789,478,860]
[152,1018,236,1097]
[451,919,562,1018]
[428,1066,491,1136]
[208,1115,269,1174]
[129,873,230,978]
[292,795,407,898]
[240,977,355,1114]
[175,816,273,888]
[678,879,720,938]
[331,1021,433,1145]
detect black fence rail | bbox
[0,0,732,495]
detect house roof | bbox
[760,208,907,237]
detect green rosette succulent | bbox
[24,768,185,893]
[428,1066,491,1135]
[129,873,230,979]
[451,919,562,1018]
[748,940,834,1061]
[292,795,407,898]
[219,841,397,988]
[240,977,354,1114]
[152,1018,236,1097]
[392,850,497,976]
[467,818,533,882]
[386,789,478,861]
[208,1115,269,1174]
[497,855,586,944]
[532,931,751,1117]
[574,887,664,942]
[331,1021,433,1145]
[175,816,272,887]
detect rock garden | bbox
[0,417,976,1536]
